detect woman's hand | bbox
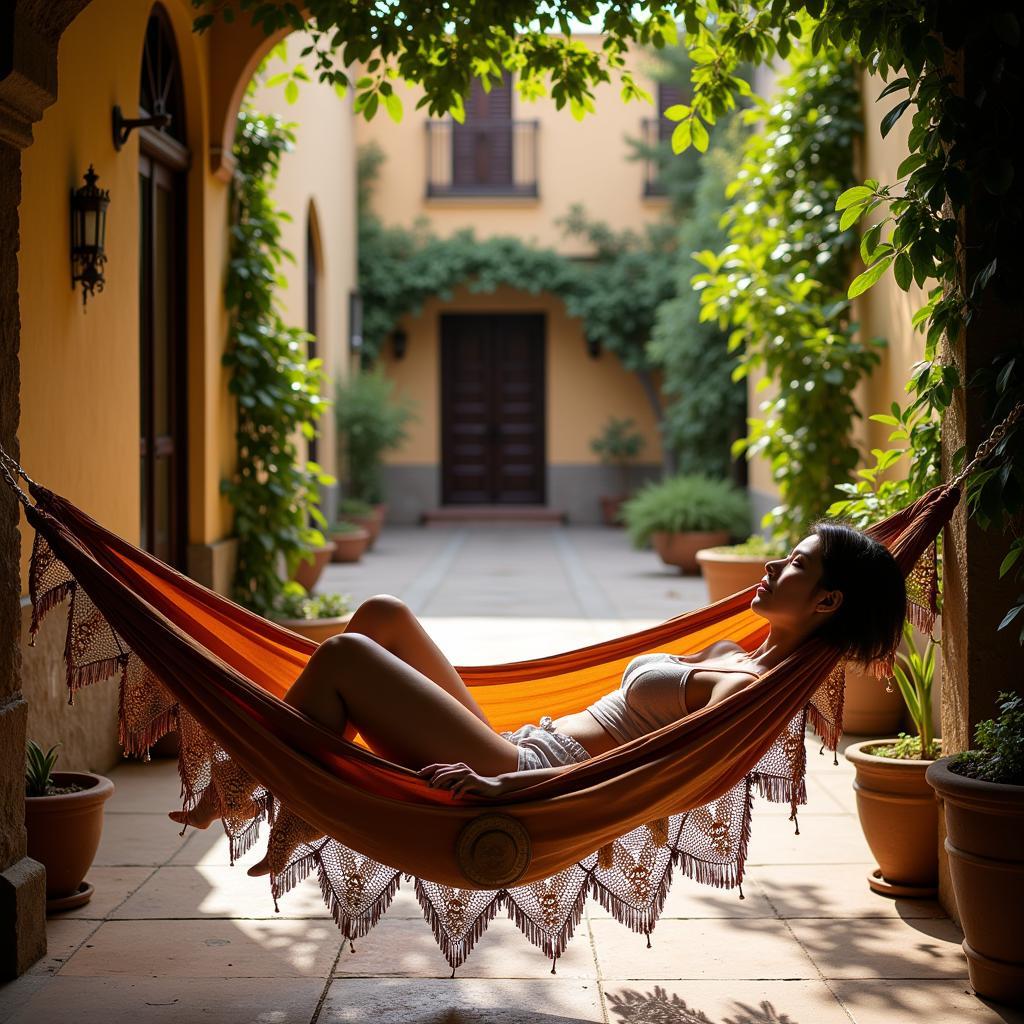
[417,761,506,798]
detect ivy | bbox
[694,42,881,549]
[221,110,333,617]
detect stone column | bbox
[0,0,91,979]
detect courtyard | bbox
[1,526,1016,1024]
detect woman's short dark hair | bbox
[808,518,907,667]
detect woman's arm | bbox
[418,761,574,797]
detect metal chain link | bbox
[948,397,1024,492]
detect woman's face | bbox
[750,534,842,631]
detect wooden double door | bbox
[441,314,546,505]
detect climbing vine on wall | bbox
[693,42,881,549]
[222,110,333,617]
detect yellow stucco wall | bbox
[355,36,671,255]
[380,285,661,466]
[249,36,357,479]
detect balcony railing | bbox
[426,119,539,198]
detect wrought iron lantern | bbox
[392,329,408,360]
[70,165,110,308]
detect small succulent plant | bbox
[25,739,61,797]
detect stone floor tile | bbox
[27,918,99,977]
[753,862,946,920]
[0,976,325,1024]
[60,918,342,978]
[592,918,817,980]
[92,811,191,866]
[103,758,182,813]
[745,813,872,865]
[49,866,153,919]
[335,917,597,979]
[754,773,851,816]
[111,864,329,919]
[320,977,605,1023]
[600,979,853,1024]
[585,875,774,921]
[787,917,968,979]
[167,824,239,866]
[832,979,1024,1024]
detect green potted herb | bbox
[334,368,417,532]
[24,739,114,912]
[621,474,750,574]
[845,620,941,897]
[334,497,379,550]
[927,692,1024,1005]
[695,533,787,603]
[328,517,372,562]
[272,582,354,644]
[590,416,646,526]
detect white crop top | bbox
[584,652,694,745]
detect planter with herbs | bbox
[590,416,646,527]
[696,533,785,603]
[621,474,750,574]
[926,691,1024,1006]
[272,584,354,644]
[328,518,372,563]
[334,497,381,551]
[289,540,337,592]
[845,621,941,897]
[24,739,114,912]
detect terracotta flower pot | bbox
[599,495,626,527]
[695,549,766,602]
[845,739,938,897]
[275,612,354,645]
[329,527,371,563]
[341,512,380,549]
[291,542,337,591]
[842,664,905,735]
[25,770,115,911]
[652,530,731,575]
[927,757,1024,1005]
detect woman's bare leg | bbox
[245,631,522,875]
[169,594,492,831]
[345,594,490,725]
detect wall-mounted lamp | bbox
[112,105,173,150]
[70,165,110,308]
[348,291,364,353]
[392,329,408,360]
[585,335,601,359]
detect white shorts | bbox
[500,715,592,771]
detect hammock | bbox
[2,453,966,971]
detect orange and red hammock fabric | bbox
[13,470,959,969]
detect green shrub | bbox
[621,475,750,549]
[337,497,375,516]
[590,417,645,495]
[703,534,787,558]
[329,519,365,534]
[273,582,353,621]
[334,369,417,504]
[950,691,1024,785]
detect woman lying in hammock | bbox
[170,518,906,878]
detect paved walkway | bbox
[2,526,1019,1024]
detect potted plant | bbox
[696,533,787,603]
[334,368,416,526]
[845,620,941,897]
[289,538,337,592]
[621,474,750,574]
[272,583,354,644]
[927,691,1024,1005]
[335,497,380,550]
[590,416,646,526]
[328,518,372,563]
[24,739,115,912]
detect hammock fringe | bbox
[506,878,589,962]
[321,864,401,942]
[414,881,505,970]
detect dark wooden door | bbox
[441,314,546,504]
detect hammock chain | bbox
[0,444,33,512]
[948,397,1024,493]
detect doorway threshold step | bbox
[422,506,568,526]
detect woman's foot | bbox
[168,787,220,830]
[246,806,321,877]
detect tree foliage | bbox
[222,110,333,617]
